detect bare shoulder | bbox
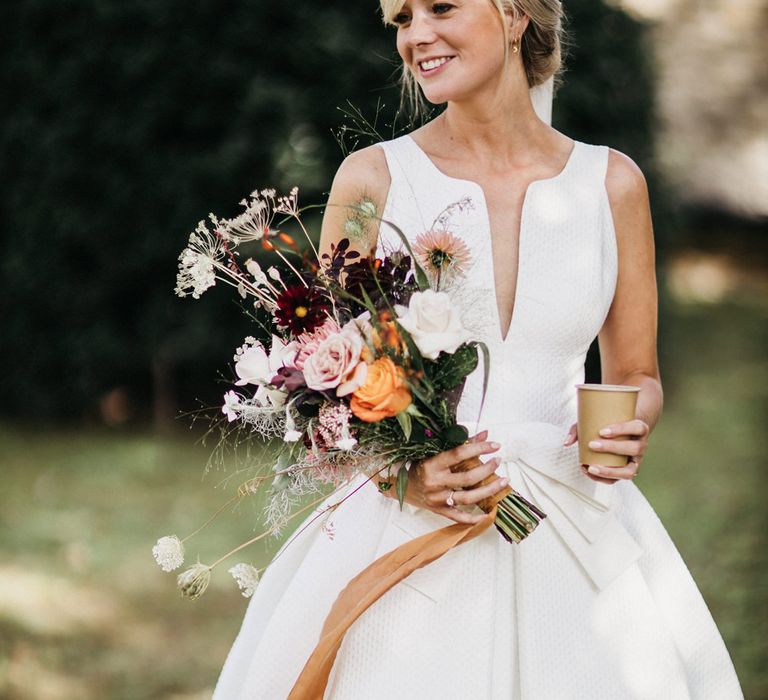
[603,147,654,251]
[605,147,650,212]
[320,144,391,256]
[329,144,391,204]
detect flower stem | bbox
[181,492,243,543]
[208,489,337,570]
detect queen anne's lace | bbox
[218,188,281,243]
[152,535,185,572]
[228,563,260,598]
[175,219,226,298]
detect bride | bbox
[213,1,744,698]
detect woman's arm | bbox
[566,149,662,482]
[318,144,391,260]
[599,148,663,427]
[317,144,508,520]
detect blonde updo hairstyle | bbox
[380,0,568,116]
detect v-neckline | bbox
[405,134,580,343]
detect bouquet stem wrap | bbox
[288,507,497,700]
[450,455,547,543]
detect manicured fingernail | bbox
[588,440,602,449]
[599,428,612,437]
[498,478,509,487]
[490,441,500,449]
[588,465,601,475]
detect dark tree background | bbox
[0,0,655,426]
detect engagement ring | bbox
[446,491,456,507]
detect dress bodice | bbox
[376,134,618,430]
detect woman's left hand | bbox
[563,419,650,484]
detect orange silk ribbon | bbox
[287,506,497,699]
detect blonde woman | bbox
[213,2,743,697]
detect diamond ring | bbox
[446,491,456,507]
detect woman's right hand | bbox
[379,430,508,524]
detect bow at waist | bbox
[463,420,643,590]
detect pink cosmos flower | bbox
[413,229,472,286]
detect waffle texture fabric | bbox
[212,135,744,700]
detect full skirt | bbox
[212,456,743,700]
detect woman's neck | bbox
[428,76,557,172]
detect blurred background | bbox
[1,0,766,698]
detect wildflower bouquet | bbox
[153,187,545,599]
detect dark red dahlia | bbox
[275,284,330,336]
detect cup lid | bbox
[575,383,641,392]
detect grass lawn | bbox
[0,297,765,699]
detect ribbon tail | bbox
[288,507,497,700]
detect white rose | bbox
[395,290,471,360]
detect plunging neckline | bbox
[405,134,580,343]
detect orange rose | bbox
[350,357,412,422]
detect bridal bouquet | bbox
[153,187,545,599]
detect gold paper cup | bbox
[575,384,640,467]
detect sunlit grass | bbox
[0,298,765,698]
[643,298,768,699]
[0,429,279,699]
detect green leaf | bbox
[408,382,441,421]
[359,285,378,315]
[396,410,412,442]
[443,424,469,447]
[405,403,425,417]
[437,399,450,425]
[396,464,409,509]
[432,343,479,391]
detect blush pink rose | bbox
[294,318,341,370]
[302,330,365,393]
[336,360,367,397]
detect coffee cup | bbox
[575,384,640,466]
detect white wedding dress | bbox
[212,130,744,698]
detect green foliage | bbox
[441,423,469,448]
[0,0,657,423]
[0,0,399,421]
[425,343,478,392]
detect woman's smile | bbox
[417,55,455,76]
